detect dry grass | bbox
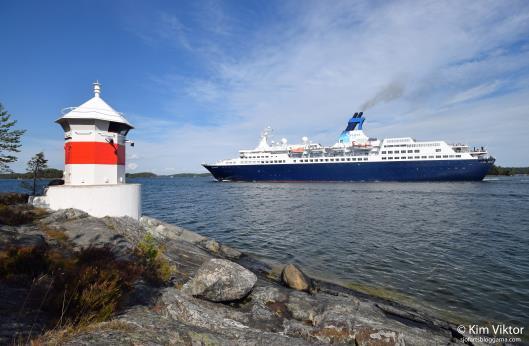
[0,203,48,226]
[32,320,135,345]
[3,216,174,343]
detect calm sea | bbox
[2,176,529,326]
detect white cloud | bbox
[448,81,502,105]
[130,0,529,171]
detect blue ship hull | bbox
[203,159,494,182]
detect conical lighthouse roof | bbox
[56,82,134,129]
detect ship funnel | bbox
[359,112,363,117]
[353,112,358,118]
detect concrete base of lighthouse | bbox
[32,184,141,220]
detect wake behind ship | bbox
[203,113,495,182]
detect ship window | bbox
[325,159,329,162]
[293,160,296,162]
[449,155,454,158]
[408,156,413,159]
[443,155,448,158]
[341,158,345,161]
[382,157,386,160]
[422,156,427,159]
[414,150,420,153]
[346,158,351,161]
[309,159,313,162]
[388,151,393,154]
[364,158,368,161]
[435,149,441,152]
[401,150,406,153]
[436,155,441,158]
[381,151,386,154]
[388,157,393,160]
[429,156,434,158]
[330,159,334,161]
[415,156,420,159]
[407,150,413,153]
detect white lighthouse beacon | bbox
[34,82,141,219]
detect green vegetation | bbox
[125,172,157,178]
[26,152,49,195]
[0,102,26,172]
[0,206,174,341]
[0,168,63,179]
[167,173,211,177]
[125,172,212,178]
[136,233,174,285]
[488,165,529,176]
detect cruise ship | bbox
[202,112,495,182]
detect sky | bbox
[1,0,528,173]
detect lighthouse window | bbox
[108,122,130,136]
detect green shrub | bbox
[136,234,173,285]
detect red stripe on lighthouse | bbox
[65,142,125,165]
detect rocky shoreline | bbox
[0,193,496,345]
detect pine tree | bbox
[0,103,25,172]
[27,152,48,195]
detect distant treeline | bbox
[125,172,157,178]
[126,172,211,178]
[0,168,63,179]
[488,165,529,176]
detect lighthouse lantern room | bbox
[31,82,141,219]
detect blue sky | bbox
[1,0,529,173]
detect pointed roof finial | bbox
[93,80,101,97]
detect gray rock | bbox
[286,291,324,324]
[182,259,257,302]
[39,208,88,224]
[354,326,405,346]
[202,239,220,253]
[251,286,289,306]
[220,244,242,259]
[140,216,207,244]
[281,264,311,292]
[101,216,146,244]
